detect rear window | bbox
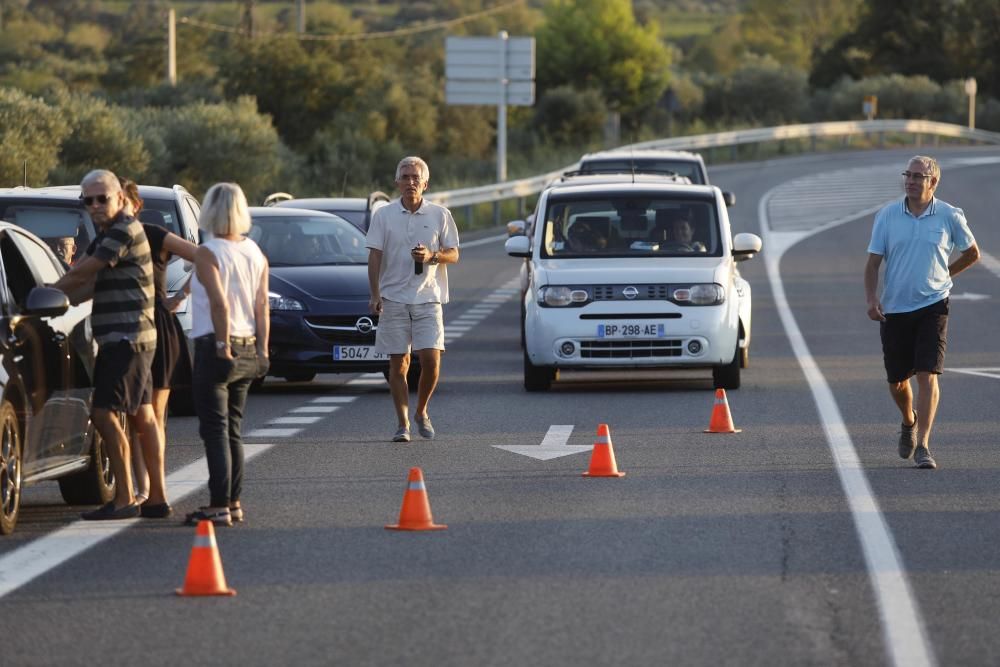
[540,193,721,259]
[0,201,92,263]
[137,197,181,236]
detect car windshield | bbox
[136,197,181,236]
[249,215,368,266]
[578,159,706,184]
[540,194,721,259]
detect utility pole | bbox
[242,0,255,39]
[965,77,977,129]
[296,0,305,34]
[166,8,177,86]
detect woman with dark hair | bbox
[119,177,198,517]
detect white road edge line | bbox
[759,189,935,667]
[0,443,275,599]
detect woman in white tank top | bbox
[185,183,269,527]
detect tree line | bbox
[1,0,997,213]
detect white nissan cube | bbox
[506,175,762,391]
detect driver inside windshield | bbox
[654,210,706,253]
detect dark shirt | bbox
[86,213,156,350]
[142,222,170,301]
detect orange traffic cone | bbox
[704,388,741,433]
[582,423,626,477]
[385,467,447,531]
[176,520,236,597]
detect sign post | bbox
[862,95,877,121]
[965,77,977,129]
[446,33,535,184]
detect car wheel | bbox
[713,344,741,390]
[58,421,117,507]
[284,372,316,383]
[519,301,526,350]
[524,351,556,392]
[740,345,750,369]
[0,401,22,535]
[168,386,196,416]
[382,365,422,392]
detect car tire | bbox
[740,345,750,369]
[524,351,556,392]
[58,422,117,507]
[0,400,23,535]
[382,365,422,392]
[519,301,526,350]
[284,372,316,383]
[168,386,196,416]
[713,344,741,390]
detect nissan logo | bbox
[355,317,374,334]
[622,286,639,300]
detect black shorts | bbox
[93,340,154,413]
[880,298,949,383]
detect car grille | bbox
[579,339,684,358]
[304,315,378,343]
[589,285,673,301]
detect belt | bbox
[230,335,256,346]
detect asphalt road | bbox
[3,145,1000,667]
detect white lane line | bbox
[245,427,301,438]
[948,367,1000,380]
[975,250,1000,281]
[461,233,508,248]
[0,443,274,599]
[311,396,356,403]
[291,406,340,413]
[759,190,935,667]
[269,416,322,425]
[541,424,574,446]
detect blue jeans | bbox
[192,335,258,507]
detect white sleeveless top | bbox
[190,237,267,339]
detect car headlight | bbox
[538,286,590,307]
[268,291,306,311]
[671,284,724,306]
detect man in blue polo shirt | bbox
[864,156,980,469]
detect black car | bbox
[267,191,391,233]
[248,207,418,384]
[0,222,115,535]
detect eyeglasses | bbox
[80,194,112,206]
[397,175,424,183]
[901,171,933,181]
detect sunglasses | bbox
[80,194,113,206]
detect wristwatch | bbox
[429,251,439,265]
[215,340,229,351]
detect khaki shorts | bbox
[375,300,445,354]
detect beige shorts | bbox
[375,300,445,354]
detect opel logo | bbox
[622,286,639,300]
[355,316,374,334]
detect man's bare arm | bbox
[864,253,885,322]
[949,242,980,277]
[52,255,105,305]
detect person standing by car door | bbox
[186,182,269,527]
[120,178,197,516]
[366,156,460,443]
[864,156,980,470]
[52,169,166,519]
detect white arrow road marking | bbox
[948,292,990,301]
[0,443,275,599]
[948,367,1000,380]
[493,425,594,460]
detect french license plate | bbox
[596,323,665,338]
[333,345,388,361]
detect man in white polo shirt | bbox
[367,156,460,442]
[864,155,979,469]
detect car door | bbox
[0,230,90,475]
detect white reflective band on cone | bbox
[596,435,610,444]
[408,481,427,491]
[193,535,216,548]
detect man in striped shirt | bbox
[54,170,169,520]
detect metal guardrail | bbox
[429,120,1000,211]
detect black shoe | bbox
[914,447,937,469]
[184,507,232,527]
[140,502,174,519]
[898,411,917,459]
[81,502,140,521]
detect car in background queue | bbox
[264,191,391,233]
[248,207,418,385]
[0,221,115,535]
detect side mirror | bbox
[506,219,526,237]
[732,232,762,262]
[505,235,531,258]
[25,286,70,317]
[723,191,736,207]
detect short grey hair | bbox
[395,156,429,182]
[80,169,122,194]
[199,182,251,236]
[908,155,940,181]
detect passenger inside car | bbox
[566,217,610,254]
[652,209,707,253]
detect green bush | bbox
[0,87,68,186]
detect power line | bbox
[177,0,525,42]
